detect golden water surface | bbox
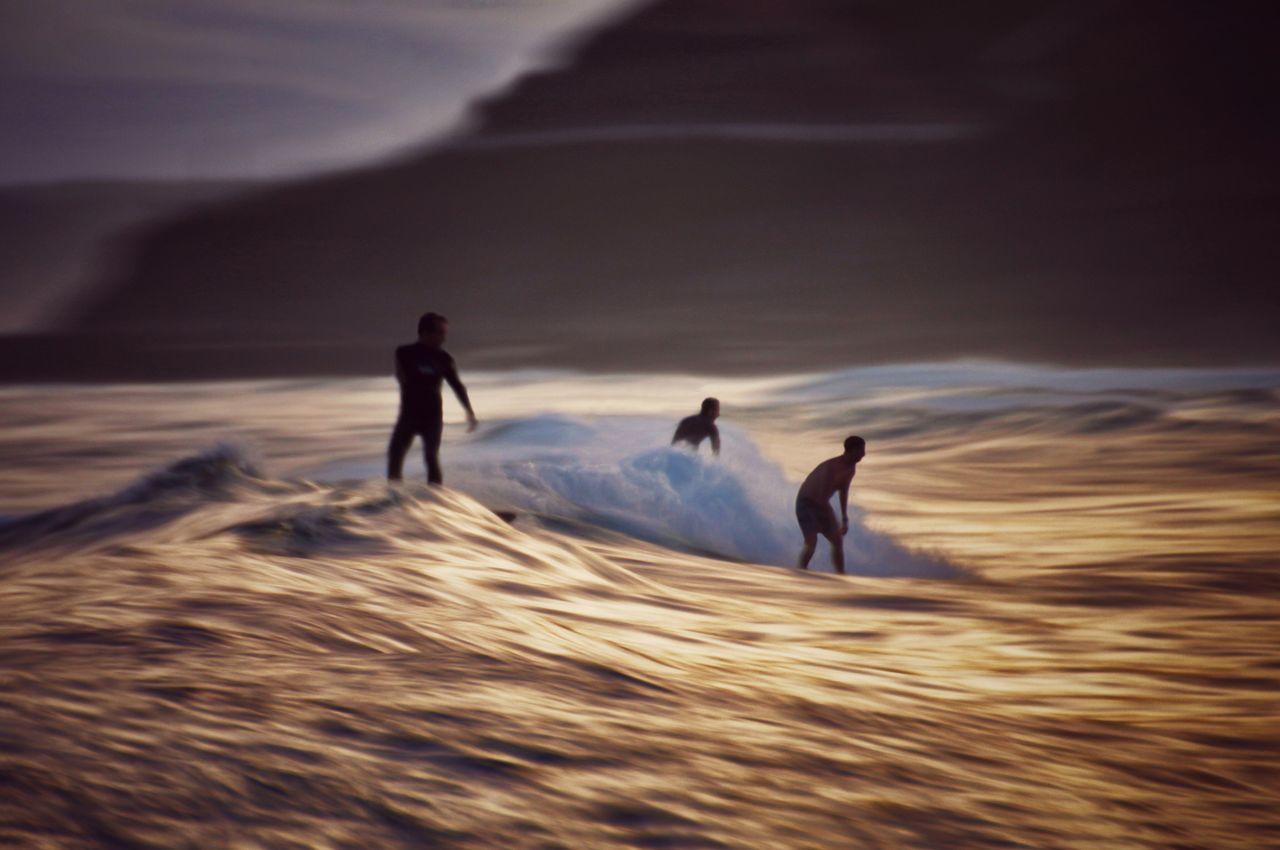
[1,369,1277,848]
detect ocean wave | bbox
[445,415,956,577]
[2,432,955,579]
[0,444,267,554]
[2,376,1277,849]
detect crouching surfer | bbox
[795,436,866,575]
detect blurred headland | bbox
[3,0,1278,382]
[0,181,249,334]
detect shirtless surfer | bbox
[387,312,477,485]
[795,436,866,574]
[671,397,721,455]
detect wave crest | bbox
[3,429,958,579]
[0,444,267,553]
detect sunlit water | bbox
[1,365,1277,848]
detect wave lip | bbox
[0,444,266,554]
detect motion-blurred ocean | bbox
[2,364,1277,848]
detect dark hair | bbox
[844,435,865,455]
[701,397,720,415]
[417,312,448,335]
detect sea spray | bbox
[441,415,956,577]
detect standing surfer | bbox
[387,312,477,485]
[795,436,866,575]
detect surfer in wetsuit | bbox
[387,312,477,485]
[671,397,721,455]
[795,436,865,575]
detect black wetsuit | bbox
[387,343,472,484]
[671,413,720,454]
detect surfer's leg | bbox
[423,418,444,485]
[825,530,846,575]
[820,504,845,575]
[796,497,820,569]
[387,417,416,480]
[797,533,818,569]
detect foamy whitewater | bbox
[1,365,1277,848]
[315,413,952,577]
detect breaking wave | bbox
[313,414,955,577]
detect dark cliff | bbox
[12,0,1277,380]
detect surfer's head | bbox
[843,435,866,462]
[701,397,720,419]
[417,312,448,346]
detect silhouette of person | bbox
[671,397,721,455]
[387,312,477,485]
[795,436,866,575]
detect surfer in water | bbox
[671,397,721,455]
[387,312,477,485]
[795,436,866,575]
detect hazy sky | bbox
[0,0,634,184]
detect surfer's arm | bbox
[838,482,850,534]
[393,350,407,385]
[443,360,478,431]
[671,418,689,446]
[710,424,721,456]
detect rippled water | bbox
[1,366,1278,848]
